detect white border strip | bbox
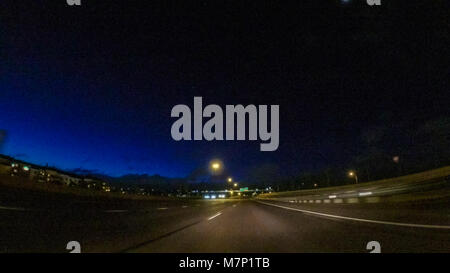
[208,212,222,221]
[0,206,27,211]
[257,201,450,229]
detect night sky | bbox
[1,0,449,178]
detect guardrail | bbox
[257,166,450,204]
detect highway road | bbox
[0,185,449,253]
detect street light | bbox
[227,177,232,183]
[233,183,238,187]
[348,171,358,184]
[211,162,220,170]
[209,160,224,174]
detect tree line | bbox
[244,116,450,191]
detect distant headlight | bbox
[204,195,211,199]
[211,195,217,199]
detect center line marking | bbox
[182,205,188,208]
[157,207,168,210]
[208,212,222,221]
[0,206,27,211]
[257,201,450,230]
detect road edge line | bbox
[256,200,450,229]
[207,212,222,221]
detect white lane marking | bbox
[358,191,372,196]
[0,206,27,211]
[257,201,450,230]
[207,212,222,221]
[105,209,128,213]
[232,204,236,207]
[157,207,168,210]
[182,205,188,208]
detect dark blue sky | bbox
[1,1,448,178]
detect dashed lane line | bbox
[207,212,222,221]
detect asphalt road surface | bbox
[0,186,449,253]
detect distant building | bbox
[0,154,109,192]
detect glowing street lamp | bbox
[233,183,238,187]
[227,177,232,183]
[348,171,358,184]
[211,162,220,170]
[209,160,224,176]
